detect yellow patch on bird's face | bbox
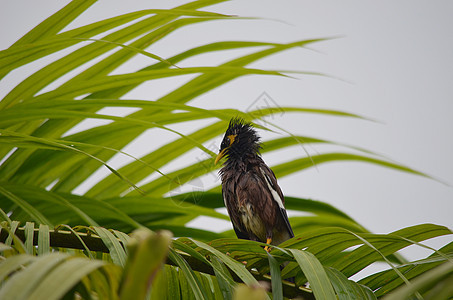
[227,134,236,146]
[214,134,237,165]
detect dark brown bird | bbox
[215,118,294,251]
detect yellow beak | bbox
[214,148,227,165]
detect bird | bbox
[215,117,294,252]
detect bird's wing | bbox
[232,225,250,240]
[258,165,294,238]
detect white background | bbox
[1,1,452,269]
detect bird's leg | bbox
[264,237,272,252]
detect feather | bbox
[259,165,294,238]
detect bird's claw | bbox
[264,238,272,252]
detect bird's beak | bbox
[214,148,227,165]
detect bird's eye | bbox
[227,134,236,146]
[220,134,237,150]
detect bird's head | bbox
[215,118,261,165]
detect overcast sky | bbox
[1,1,452,266]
